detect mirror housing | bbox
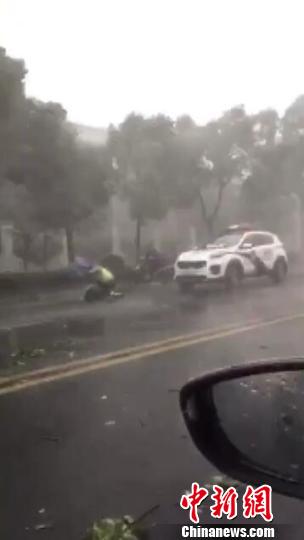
[180,359,304,500]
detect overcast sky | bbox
[1,0,304,127]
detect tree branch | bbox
[210,178,228,221]
[198,188,208,222]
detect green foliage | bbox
[0,47,27,177]
[84,517,144,540]
[0,50,110,264]
[106,113,175,259]
[163,106,255,237]
[107,113,174,223]
[3,46,304,262]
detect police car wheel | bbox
[271,258,287,284]
[225,263,242,290]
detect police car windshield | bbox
[211,233,243,248]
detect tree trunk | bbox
[198,191,213,240]
[42,233,49,271]
[22,233,31,272]
[206,218,214,240]
[135,216,142,265]
[65,225,75,263]
[22,256,28,272]
[198,181,227,241]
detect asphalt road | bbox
[1,278,304,539]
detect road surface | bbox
[1,278,304,539]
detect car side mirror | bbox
[180,359,304,500]
[240,242,253,249]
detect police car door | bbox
[252,233,276,272]
[238,233,257,276]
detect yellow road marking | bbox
[0,319,255,385]
[0,312,303,396]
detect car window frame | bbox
[240,232,274,248]
[239,232,256,247]
[212,232,244,248]
[255,233,275,246]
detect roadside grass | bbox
[83,516,150,540]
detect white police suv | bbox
[174,225,288,293]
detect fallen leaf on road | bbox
[104,420,116,426]
[205,475,241,489]
[40,435,60,443]
[29,348,46,358]
[34,523,54,531]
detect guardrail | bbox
[0,264,141,298]
[0,269,87,296]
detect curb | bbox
[0,315,105,368]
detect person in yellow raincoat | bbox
[89,265,116,296]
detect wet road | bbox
[1,279,304,539]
